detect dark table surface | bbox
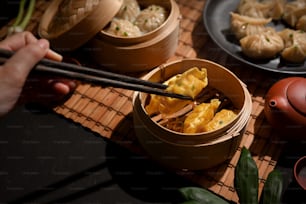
[1,104,305,204]
[0,105,196,204]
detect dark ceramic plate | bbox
[203,0,306,75]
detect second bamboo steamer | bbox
[39,0,181,73]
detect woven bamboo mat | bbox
[0,0,287,203]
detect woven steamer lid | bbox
[38,0,123,51]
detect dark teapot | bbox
[264,77,306,139]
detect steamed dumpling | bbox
[183,99,220,134]
[230,12,272,40]
[237,0,285,20]
[297,15,306,31]
[202,109,237,132]
[134,4,168,33]
[233,0,306,62]
[238,0,272,18]
[115,0,140,22]
[284,7,306,29]
[240,28,284,59]
[263,0,286,20]
[106,1,168,37]
[145,67,208,116]
[278,28,306,62]
[283,0,306,29]
[106,18,142,37]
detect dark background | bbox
[0,105,195,204]
[0,1,20,27]
[1,105,305,204]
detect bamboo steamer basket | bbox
[99,0,176,45]
[38,0,123,51]
[38,0,180,73]
[87,0,181,73]
[133,59,252,170]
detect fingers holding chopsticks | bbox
[1,32,51,84]
[0,31,76,116]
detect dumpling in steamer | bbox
[278,28,306,63]
[202,109,237,132]
[145,67,208,116]
[134,4,168,33]
[106,18,142,37]
[115,0,141,22]
[239,28,284,59]
[230,12,272,40]
[183,99,221,134]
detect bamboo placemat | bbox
[0,0,287,203]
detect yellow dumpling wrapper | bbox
[145,67,208,116]
[203,109,237,132]
[165,67,208,99]
[183,99,220,134]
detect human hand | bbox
[0,31,77,117]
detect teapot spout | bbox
[268,98,278,109]
[267,96,285,111]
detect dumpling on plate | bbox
[283,0,306,29]
[237,0,285,20]
[134,4,168,33]
[263,0,286,20]
[230,12,272,40]
[237,0,272,18]
[278,28,306,63]
[239,28,284,59]
[297,15,306,31]
[115,0,141,22]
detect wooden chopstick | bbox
[0,48,166,89]
[0,49,193,100]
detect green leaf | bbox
[234,147,259,204]
[179,187,230,204]
[262,169,283,204]
[180,200,202,204]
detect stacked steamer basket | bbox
[89,0,181,73]
[133,59,252,171]
[38,0,181,73]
